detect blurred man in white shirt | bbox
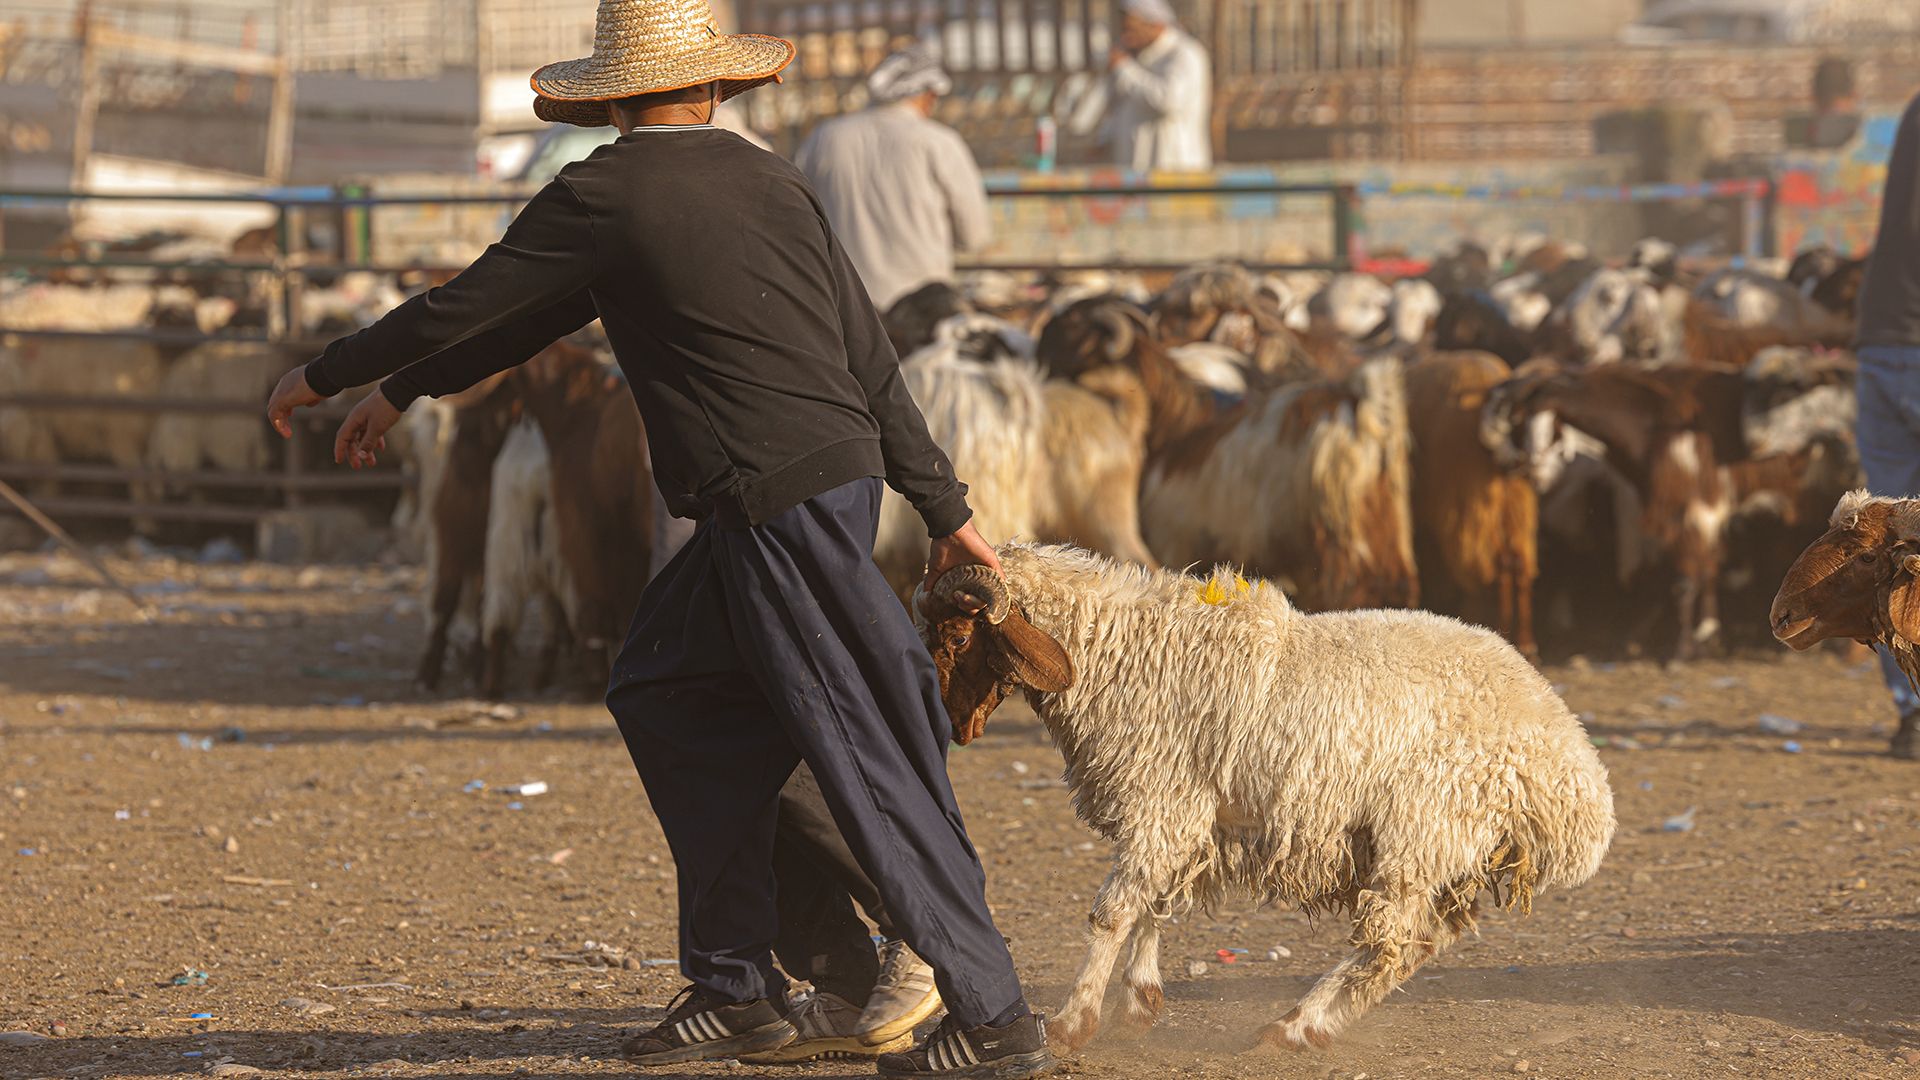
[797,43,992,311]
[1104,0,1212,172]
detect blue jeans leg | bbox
[1856,345,1920,719]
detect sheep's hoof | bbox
[1123,983,1164,1027]
[1048,1011,1097,1053]
[1256,1009,1332,1052]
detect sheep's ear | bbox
[992,612,1074,693]
[1885,555,1920,645]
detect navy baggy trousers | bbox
[606,477,1023,1027]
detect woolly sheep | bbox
[916,546,1616,1052]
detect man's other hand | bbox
[925,520,1002,593]
[334,389,404,470]
[266,366,324,439]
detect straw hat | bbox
[531,0,795,127]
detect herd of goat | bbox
[0,233,1871,697]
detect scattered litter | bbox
[1185,961,1209,977]
[114,809,131,821]
[176,734,214,752]
[182,1013,214,1021]
[1782,741,1803,754]
[501,781,547,798]
[171,969,210,987]
[640,959,676,967]
[463,780,488,794]
[1215,948,1248,964]
[1757,714,1804,736]
[16,848,36,857]
[216,727,247,744]
[506,802,525,811]
[222,876,293,888]
[1639,781,1653,792]
[181,1051,204,1059]
[199,537,245,565]
[1661,808,1697,833]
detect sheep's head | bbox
[1771,492,1920,651]
[917,565,1073,745]
[1035,297,1152,381]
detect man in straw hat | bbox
[264,1,1055,1076]
[796,41,990,311]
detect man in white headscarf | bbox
[1103,0,1213,172]
[796,42,991,312]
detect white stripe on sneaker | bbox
[700,1010,732,1041]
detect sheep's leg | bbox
[1259,886,1434,1051]
[415,577,463,691]
[1052,868,1154,1052]
[1511,558,1539,661]
[532,593,570,693]
[1120,914,1165,1027]
[479,626,510,700]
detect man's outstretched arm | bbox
[269,179,596,434]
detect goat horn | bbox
[934,564,1011,625]
[1903,554,1920,577]
[1093,306,1136,364]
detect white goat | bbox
[873,346,1157,594]
[1139,358,1417,611]
[916,548,1616,1053]
[479,419,573,697]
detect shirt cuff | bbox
[302,357,342,398]
[380,372,426,411]
[920,490,974,540]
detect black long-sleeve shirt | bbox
[303,126,972,536]
[1859,94,1920,349]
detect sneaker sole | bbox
[741,1031,914,1063]
[860,990,946,1046]
[878,1049,1059,1079]
[624,1019,797,1066]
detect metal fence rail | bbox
[0,180,1353,532]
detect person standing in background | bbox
[1102,0,1212,172]
[1853,90,1920,761]
[796,43,991,311]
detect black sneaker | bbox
[877,1012,1057,1078]
[620,984,796,1066]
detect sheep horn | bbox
[934,564,1011,625]
[1093,306,1136,364]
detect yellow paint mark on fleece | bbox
[1196,574,1258,606]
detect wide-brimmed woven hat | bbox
[531,0,795,127]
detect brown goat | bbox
[516,343,654,685]
[1405,351,1539,657]
[1770,491,1920,759]
[1681,299,1852,369]
[416,373,520,691]
[1490,363,1747,660]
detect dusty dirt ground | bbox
[2,548,1918,1080]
